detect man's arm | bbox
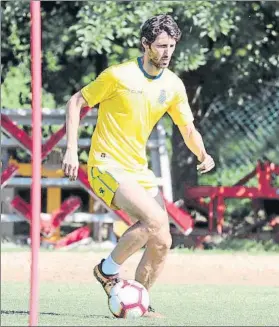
[167,78,215,174]
[178,122,215,174]
[62,67,116,180]
[65,91,87,151]
[62,91,87,181]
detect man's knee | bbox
[145,209,168,232]
[156,231,172,252]
[148,227,172,254]
[122,221,147,239]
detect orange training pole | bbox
[29,1,42,325]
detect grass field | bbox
[1,249,279,326]
[2,282,279,326]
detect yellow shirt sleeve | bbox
[167,79,194,126]
[81,67,116,108]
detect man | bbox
[62,14,215,317]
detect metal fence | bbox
[199,82,279,185]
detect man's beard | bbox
[147,49,169,69]
[150,58,165,68]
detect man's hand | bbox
[62,149,79,181]
[197,154,215,174]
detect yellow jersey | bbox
[81,57,194,172]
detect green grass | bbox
[1,282,279,326]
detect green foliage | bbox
[1,63,56,109]
[2,1,278,219]
[1,2,30,69]
[1,64,30,109]
[70,1,174,59]
[172,1,236,71]
[198,162,259,186]
[2,1,278,106]
[217,239,279,252]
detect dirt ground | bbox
[2,251,279,286]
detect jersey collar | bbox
[137,57,164,80]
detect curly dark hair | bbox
[140,14,182,49]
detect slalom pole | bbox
[29,1,42,325]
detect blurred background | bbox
[1,0,279,252]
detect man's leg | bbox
[95,180,171,274]
[93,177,171,316]
[134,192,170,291]
[112,192,169,291]
[111,181,171,317]
[109,180,171,277]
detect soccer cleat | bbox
[143,305,165,318]
[148,306,155,312]
[93,259,121,295]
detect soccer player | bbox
[62,14,215,317]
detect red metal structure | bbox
[185,160,279,233]
[2,110,194,238]
[1,164,19,189]
[11,196,82,236]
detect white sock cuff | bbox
[102,254,121,275]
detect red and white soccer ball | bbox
[108,279,149,318]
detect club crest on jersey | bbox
[158,89,166,104]
[99,187,105,196]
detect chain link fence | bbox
[199,82,279,186]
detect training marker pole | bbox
[29,1,42,325]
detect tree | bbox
[2,1,278,198]
[169,1,279,198]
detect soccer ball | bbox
[108,279,149,318]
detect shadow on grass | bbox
[1,310,112,319]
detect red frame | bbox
[2,108,195,235]
[185,160,279,233]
